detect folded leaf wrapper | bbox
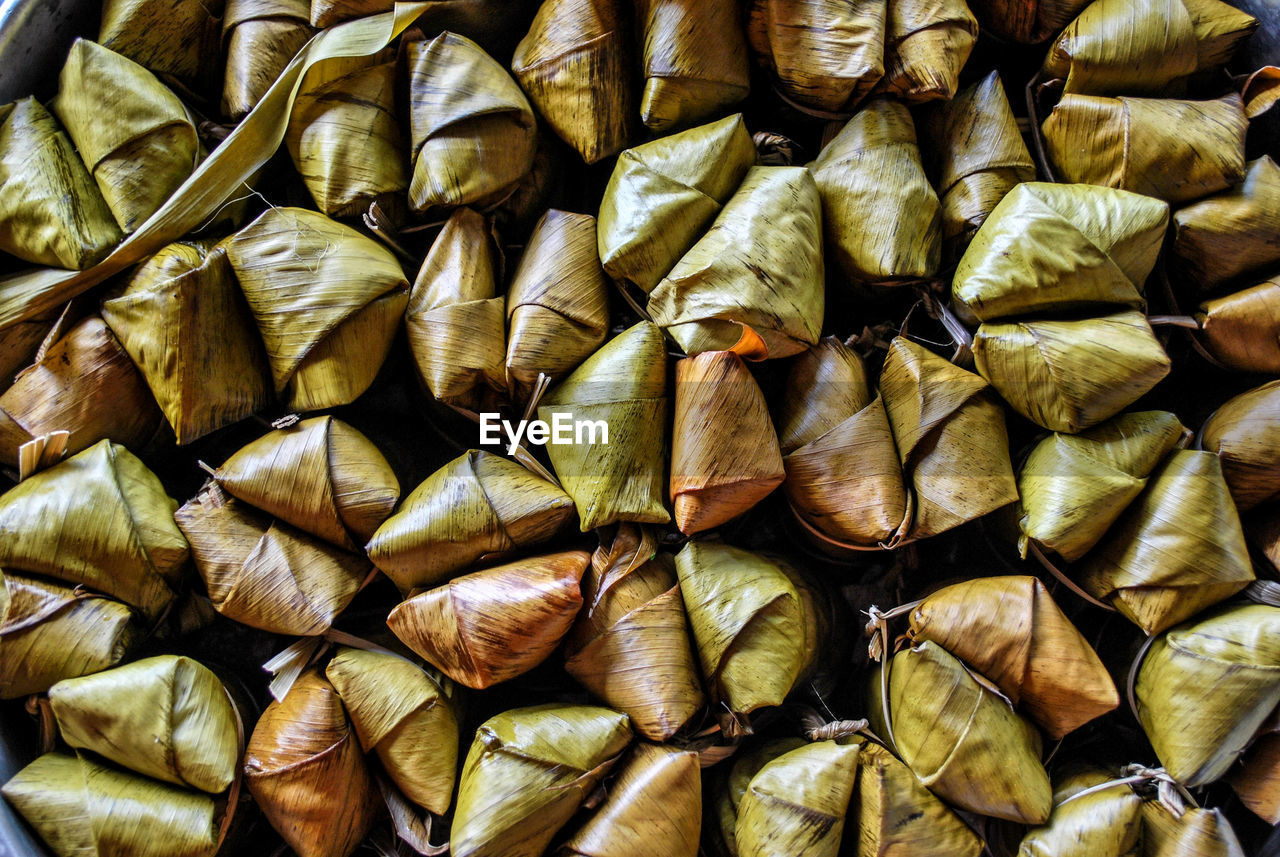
[649,165,824,357]
[221,0,315,120]
[1172,156,1280,292]
[634,0,749,131]
[367,449,575,591]
[735,740,859,857]
[225,206,409,411]
[969,0,1089,42]
[309,0,390,27]
[1196,278,1280,373]
[1018,768,1144,857]
[452,704,632,857]
[49,655,239,793]
[1142,804,1247,857]
[98,0,223,89]
[1230,727,1280,824]
[1202,380,1280,510]
[875,0,976,102]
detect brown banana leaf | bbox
[1202,379,1280,510]
[101,241,272,445]
[49,654,238,793]
[810,98,940,284]
[880,336,1018,540]
[215,415,399,550]
[1230,726,1280,824]
[0,312,58,387]
[1142,804,1247,857]
[505,209,610,397]
[597,113,755,294]
[325,646,460,815]
[175,488,368,635]
[1018,768,1144,857]
[1043,93,1247,205]
[671,350,783,534]
[405,208,506,411]
[451,704,632,857]
[310,0,392,28]
[0,571,136,699]
[735,740,859,857]
[53,39,200,234]
[745,0,885,113]
[407,31,537,211]
[222,0,315,119]
[634,0,750,131]
[649,166,823,357]
[907,575,1119,739]
[367,449,575,591]
[0,316,162,467]
[1172,156,1280,293]
[244,669,381,857]
[388,549,588,689]
[539,322,671,530]
[563,525,705,741]
[967,0,1089,42]
[98,0,223,90]
[1197,278,1280,373]
[224,206,409,411]
[511,0,635,164]
[952,182,1167,322]
[876,0,977,102]
[0,98,121,270]
[1018,410,1186,562]
[2,752,219,857]
[973,310,1171,433]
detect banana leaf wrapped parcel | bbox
[735,740,859,857]
[1201,380,1280,510]
[1017,768,1144,857]
[1172,157,1280,292]
[221,0,315,119]
[875,0,976,103]
[1231,723,1280,824]
[1196,278,1280,373]
[710,738,805,857]
[308,0,391,28]
[98,0,223,91]
[969,0,1089,43]
[1142,803,1247,857]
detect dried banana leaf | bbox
[1172,156,1280,292]
[325,646,460,815]
[0,316,161,467]
[1197,278,1280,373]
[872,641,1052,824]
[1018,768,1143,857]
[952,182,1167,322]
[0,313,57,387]
[1136,604,1280,786]
[973,311,1171,434]
[876,0,977,103]
[0,98,121,269]
[98,0,223,89]
[0,440,184,619]
[1202,381,1280,510]
[511,0,634,164]
[286,54,407,217]
[225,206,409,411]
[0,572,135,699]
[810,99,940,284]
[222,0,316,119]
[175,489,368,635]
[367,449,574,591]
[244,669,381,857]
[388,550,589,688]
[1018,410,1186,562]
[634,0,750,131]
[745,0,885,113]
[923,71,1036,250]
[1043,0,1256,96]
[712,738,806,857]
[907,575,1118,739]
[649,166,823,357]
[1043,94,1247,205]
[563,525,705,740]
[101,241,272,445]
[880,337,1018,540]
[407,31,537,211]
[1230,728,1280,823]
[597,113,755,294]
[53,39,200,234]
[215,416,398,550]
[2,753,218,857]
[310,0,392,28]
[49,655,238,793]
[561,744,701,857]
[405,208,506,410]
[538,322,670,530]
[505,209,609,397]
[1142,804,1246,857]
[968,0,1089,42]
[452,704,632,857]
[736,740,859,857]
[671,350,783,534]
[779,338,907,547]
[1079,449,1253,634]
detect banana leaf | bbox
[310,0,392,28]
[1230,726,1280,823]
[1202,379,1280,510]
[367,449,575,591]
[736,740,859,857]
[215,416,399,550]
[876,0,976,102]
[634,0,750,131]
[1142,804,1246,857]
[810,98,940,284]
[968,0,1089,42]
[711,738,806,857]
[0,312,58,386]
[1043,93,1247,204]
[1018,768,1143,857]
[222,0,315,119]
[649,166,823,357]
[511,0,635,164]
[224,206,409,411]
[98,0,223,90]
[597,113,756,294]
[452,704,632,857]
[1197,277,1280,373]
[1172,156,1280,293]
[101,241,272,445]
[973,311,1171,433]
[49,655,238,793]
[952,182,1167,322]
